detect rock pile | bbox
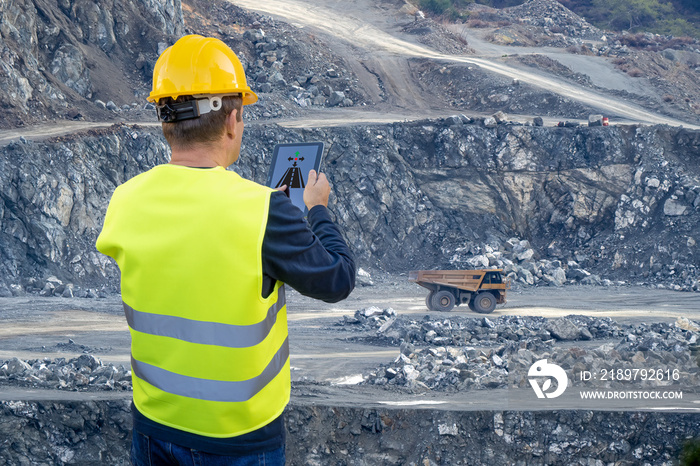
[401,18,473,55]
[339,313,700,392]
[447,237,614,288]
[241,27,359,112]
[470,0,602,48]
[342,311,625,345]
[4,312,695,396]
[611,31,700,54]
[0,354,131,392]
[340,306,398,331]
[503,0,602,42]
[0,276,107,299]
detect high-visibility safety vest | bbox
[96,164,289,438]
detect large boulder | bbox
[546,318,581,341]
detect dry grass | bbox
[566,44,594,56]
[466,19,491,28]
[618,33,698,51]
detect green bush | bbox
[654,18,700,38]
[418,0,470,21]
[418,0,452,15]
[681,438,700,466]
[415,0,699,40]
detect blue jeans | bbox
[130,431,286,466]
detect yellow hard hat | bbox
[148,35,258,105]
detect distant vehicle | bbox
[409,269,509,313]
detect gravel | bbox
[336,310,700,392]
[0,353,131,392]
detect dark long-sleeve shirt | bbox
[262,191,355,302]
[134,190,355,455]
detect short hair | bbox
[160,95,242,150]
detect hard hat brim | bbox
[148,90,258,105]
[242,91,258,106]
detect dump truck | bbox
[409,269,509,313]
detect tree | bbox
[592,0,675,30]
[675,0,700,15]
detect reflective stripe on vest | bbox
[131,337,289,403]
[123,287,286,348]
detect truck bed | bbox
[409,270,498,292]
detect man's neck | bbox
[169,145,228,168]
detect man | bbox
[96,35,355,465]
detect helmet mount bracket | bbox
[156,95,235,123]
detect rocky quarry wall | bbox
[1,397,699,465]
[1,119,699,296]
[0,0,368,127]
[0,0,183,126]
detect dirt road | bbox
[451,26,657,96]
[229,0,700,129]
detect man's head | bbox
[159,94,242,150]
[148,35,257,155]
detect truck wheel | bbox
[426,292,437,311]
[431,290,455,312]
[472,292,496,314]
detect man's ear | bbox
[226,108,240,138]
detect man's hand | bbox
[304,169,330,209]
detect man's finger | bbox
[307,169,317,185]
